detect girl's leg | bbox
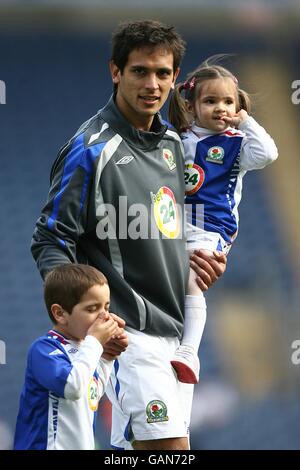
[171,259,208,384]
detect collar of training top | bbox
[99,94,168,151]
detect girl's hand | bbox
[223,109,248,128]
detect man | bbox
[31,20,226,450]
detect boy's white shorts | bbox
[105,327,194,450]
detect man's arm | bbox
[31,136,93,279]
[190,249,227,291]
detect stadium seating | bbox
[1,31,299,450]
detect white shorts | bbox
[105,327,194,450]
[186,225,232,255]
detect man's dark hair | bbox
[44,264,108,323]
[111,19,186,73]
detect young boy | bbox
[14,264,128,450]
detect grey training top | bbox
[31,95,189,337]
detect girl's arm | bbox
[239,116,278,170]
[224,110,278,170]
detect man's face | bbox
[110,46,179,131]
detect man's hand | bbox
[102,334,129,361]
[102,312,128,360]
[190,249,227,291]
[109,312,126,329]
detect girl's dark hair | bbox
[44,264,108,323]
[169,55,251,133]
[111,20,186,73]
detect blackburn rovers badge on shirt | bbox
[146,400,169,423]
[206,146,224,164]
[163,148,176,171]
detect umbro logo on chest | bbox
[116,156,134,165]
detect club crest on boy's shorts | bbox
[206,146,224,164]
[146,400,169,423]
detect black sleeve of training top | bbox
[31,134,94,279]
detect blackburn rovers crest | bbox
[206,146,224,164]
